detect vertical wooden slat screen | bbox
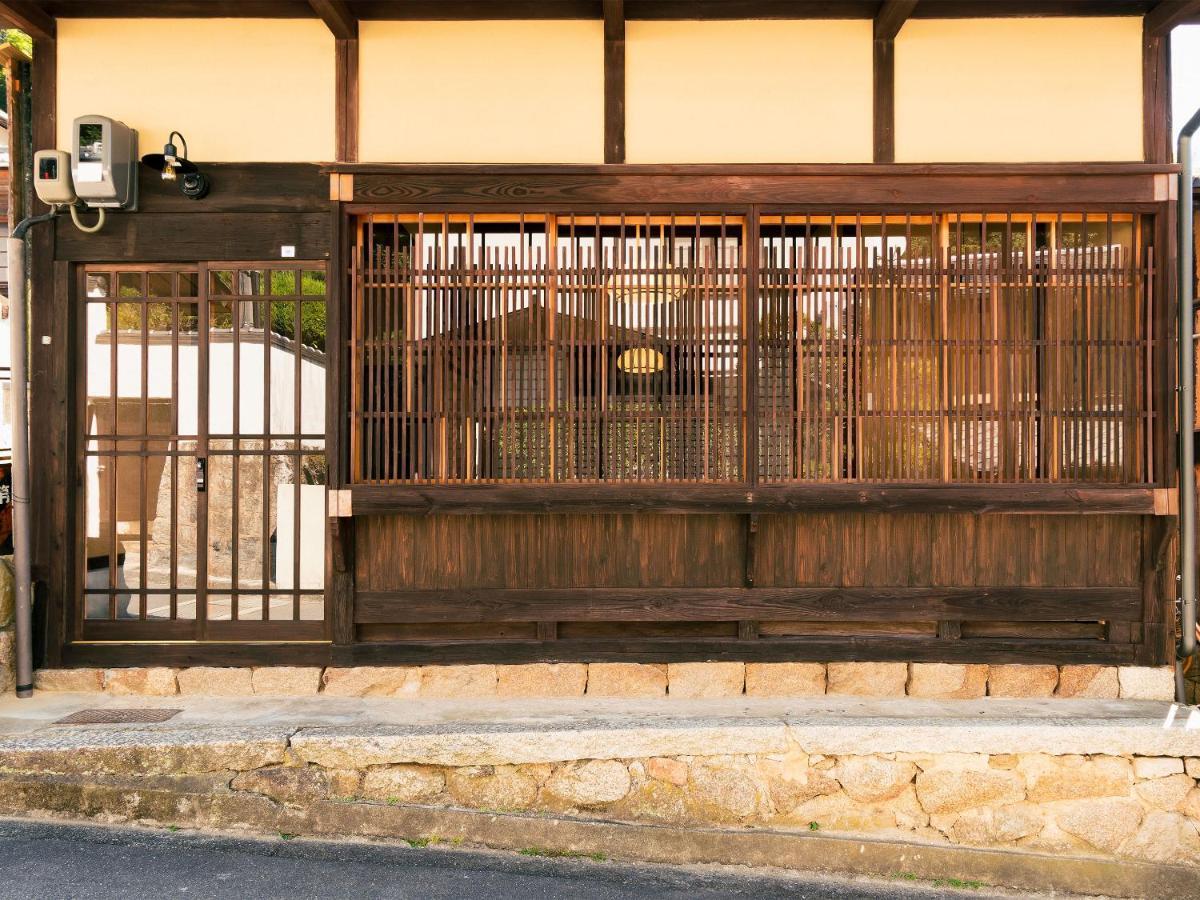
[353,213,746,483]
[352,211,1151,487]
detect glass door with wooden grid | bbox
[78,262,329,641]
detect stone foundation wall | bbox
[2,720,1200,870]
[243,751,1200,866]
[0,559,14,694]
[33,661,1176,701]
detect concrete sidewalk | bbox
[0,687,1187,737]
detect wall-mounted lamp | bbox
[141,131,210,199]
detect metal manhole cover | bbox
[53,708,182,725]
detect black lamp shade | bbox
[141,152,199,175]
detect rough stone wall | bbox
[276,751,1200,865]
[143,440,285,583]
[33,662,1177,701]
[2,734,1200,867]
[0,558,14,694]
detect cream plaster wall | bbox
[625,20,873,164]
[56,19,335,162]
[358,20,604,163]
[55,16,1146,166]
[895,17,1144,162]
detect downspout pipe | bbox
[8,208,57,698]
[1177,106,1200,702]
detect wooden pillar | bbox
[603,0,625,164]
[1142,20,1172,165]
[310,1,358,161]
[335,37,358,163]
[327,190,355,657]
[872,1,916,164]
[872,37,895,163]
[311,1,360,652]
[27,36,66,663]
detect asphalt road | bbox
[0,818,1033,900]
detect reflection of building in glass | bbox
[81,268,326,625]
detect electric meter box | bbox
[33,149,76,205]
[71,115,138,210]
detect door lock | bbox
[196,457,207,493]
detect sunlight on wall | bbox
[358,20,604,163]
[625,20,873,163]
[57,19,335,162]
[895,18,1143,162]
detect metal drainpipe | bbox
[1177,107,1200,702]
[8,208,57,698]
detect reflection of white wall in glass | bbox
[274,484,326,591]
[84,305,326,435]
[83,302,327,593]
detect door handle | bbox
[196,458,207,493]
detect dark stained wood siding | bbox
[350,511,1156,664]
[34,162,1179,668]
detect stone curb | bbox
[6,717,1200,774]
[0,726,292,775]
[0,781,1195,899]
[290,720,793,768]
[6,717,1200,773]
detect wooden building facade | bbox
[6,1,1198,670]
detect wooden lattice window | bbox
[351,211,1153,486]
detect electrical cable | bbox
[68,204,105,233]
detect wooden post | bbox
[1142,18,1172,165]
[603,0,625,164]
[872,1,916,164]
[25,35,65,662]
[872,37,895,163]
[335,38,358,163]
[328,202,355,655]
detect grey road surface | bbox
[0,818,1027,899]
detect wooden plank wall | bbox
[53,164,331,261]
[352,511,1159,665]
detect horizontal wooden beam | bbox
[331,162,1180,176]
[355,586,1141,625]
[55,211,331,262]
[349,483,1162,516]
[57,634,1139,668]
[133,163,328,214]
[309,0,356,38]
[874,0,917,40]
[39,1,1197,23]
[341,164,1173,208]
[78,620,327,642]
[61,642,333,668]
[0,0,54,40]
[1145,0,1200,36]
